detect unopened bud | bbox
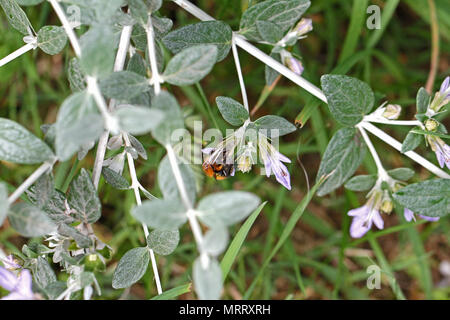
[425,118,438,131]
[285,56,304,75]
[382,104,401,120]
[294,18,313,37]
[381,199,393,214]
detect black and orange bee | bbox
[202,148,235,180]
[202,162,235,180]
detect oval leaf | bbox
[316,127,367,196]
[132,199,187,230]
[163,21,232,62]
[0,118,54,164]
[197,191,260,227]
[147,229,180,256]
[193,257,222,300]
[320,74,375,126]
[215,96,249,126]
[112,247,150,289]
[162,44,218,86]
[393,179,450,218]
[8,202,56,237]
[37,25,67,55]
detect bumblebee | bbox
[202,162,235,180]
[202,148,235,180]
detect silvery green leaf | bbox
[146,0,161,12]
[0,0,34,35]
[57,223,92,248]
[401,130,423,153]
[344,174,376,192]
[163,21,232,62]
[162,44,218,86]
[79,25,116,77]
[112,247,150,289]
[152,15,172,39]
[8,202,56,237]
[40,123,56,148]
[68,58,86,92]
[320,75,375,126]
[158,155,196,204]
[26,173,71,224]
[126,146,138,159]
[150,91,184,146]
[146,229,179,256]
[202,225,229,256]
[265,49,281,86]
[114,105,164,136]
[140,186,157,200]
[416,87,430,114]
[37,26,67,55]
[131,24,148,51]
[99,71,151,100]
[254,115,297,138]
[102,167,130,190]
[44,281,66,300]
[197,191,260,227]
[127,53,147,77]
[316,127,367,196]
[132,199,187,230]
[16,0,43,5]
[239,0,310,42]
[33,256,57,290]
[215,96,249,126]
[128,0,148,25]
[68,169,102,224]
[55,91,103,161]
[256,20,284,44]
[193,257,222,300]
[0,118,54,164]
[0,182,8,225]
[128,134,147,160]
[393,179,450,218]
[387,168,415,181]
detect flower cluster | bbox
[202,122,292,190]
[347,174,439,238]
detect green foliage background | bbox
[0,0,449,299]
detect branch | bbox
[8,161,54,205]
[0,42,36,68]
[123,133,163,295]
[231,36,249,112]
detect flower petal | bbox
[273,162,291,190]
[0,267,18,291]
[418,214,440,222]
[403,208,415,222]
[372,210,384,230]
[350,216,371,238]
[347,205,369,217]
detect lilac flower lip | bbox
[439,76,450,99]
[427,136,450,169]
[347,189,384,238]
[258,134,292,190]
[0,267,34,300]
[404,208,440,222]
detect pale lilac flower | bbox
[382,104,402,120]
[293,18,313,38]
[2,255,21,270]
[429,76,450,112]
[347,190,384,238]
[285,56,304,75]
[404,208,440,222]
[439,76,450,99]
[0,267,34,300]
[258,134,291,190]
[427,135,450,169]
